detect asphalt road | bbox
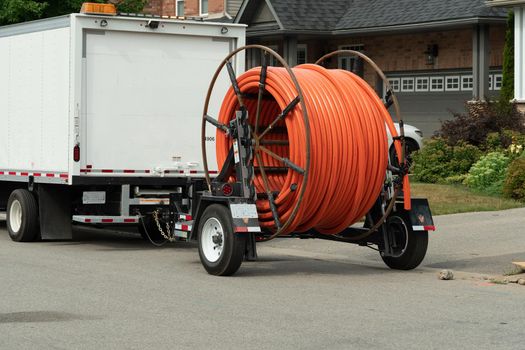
[1,208,524,350]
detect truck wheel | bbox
[6,189,40,242]
[198,204,246,276]
[381,214,428,270]
[138,215,167,244]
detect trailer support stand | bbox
[245,232,258,261]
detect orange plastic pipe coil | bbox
[216,64,410,235]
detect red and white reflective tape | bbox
[234,226,262,233]
[412,225,436,231]
[174,223,192,231]
[0,170,68,180]
[163,170,219,175]
[80,169,151,174]
[73,215,139,224]
[178,214,192,221]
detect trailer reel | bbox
[201,46,411,239]
[197,45,432,276]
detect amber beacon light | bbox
[80,2,117,15]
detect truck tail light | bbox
[222,183,233,196]
[74,144,80,162]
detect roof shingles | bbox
[256,0,507,31]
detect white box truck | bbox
[0,12,245,241]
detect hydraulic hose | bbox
[216,63,409,235]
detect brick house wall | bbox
[144,0,225,16]
[253,25,505,87]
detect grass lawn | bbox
[410,182,525,216]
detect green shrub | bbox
[465,151,510,195]
[412,138,481,183]
[503,158,525,201]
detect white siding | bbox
[0,27,70,172]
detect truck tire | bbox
[198,204,246,276]
[381,214,428,270]
[6,189,40,242]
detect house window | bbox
[401,78,414,92]
[338,44,364,73]
[430,77,444,91]
[493,74,503,90]
[200,0,208,15]
[445,76,460,91]
[388,78,400,92]
[415,77,429,92]
[176,0,184,16]
[461,75,473,91]
[489,75,493,90]
[297,44,307,65]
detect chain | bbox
[153,209,177,242]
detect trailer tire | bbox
[198,204,246,276]
[381,214,428,270]
[6,189,40,242]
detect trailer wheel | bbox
[6,189,40,242]
[381,214,428,270]
[198,204,246,276]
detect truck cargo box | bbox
[0,14,245,185]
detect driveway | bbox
[0,208,524,349]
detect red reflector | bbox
[21,172,28,176]
[101,219,113,223]
[59,174,68,179]
[222,183,233,196]
[73,144,80,162]
[85,219,92,223]
[424,225,436,231]
[235,227,248,233]
[123,218,136,223]
[33,173,41,177]
[46,173,54,177]
[9,172,16,175]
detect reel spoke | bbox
[258,96,300,140]
[258,145,305,175]
[226,60,244,108]
[205,114,230,134]
[254,53,268,136]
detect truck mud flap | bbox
[38,185,72,240]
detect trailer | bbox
[0,11,245,243]
[1,7,435,276]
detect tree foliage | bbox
[0,0,147,26]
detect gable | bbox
[252,1,277,25]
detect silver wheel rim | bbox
[9,199,22,233]
[201,217,224,263]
